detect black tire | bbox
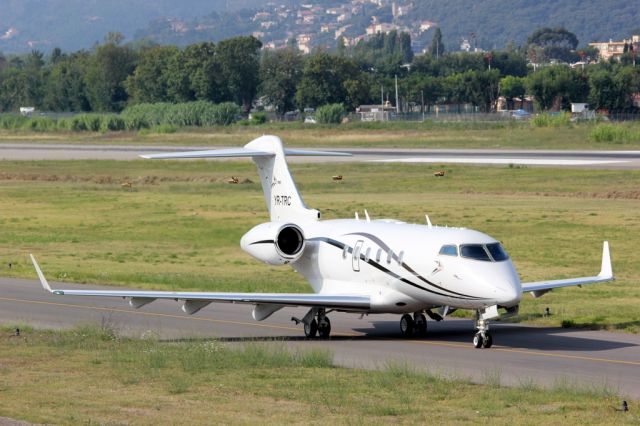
[414,313,427,336]
[400,314,414,337]
[304,319,318,338]
[318,317,331,339]
[482,333,493,348]
[473,333,483,348]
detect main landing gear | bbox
[293,307,331,339]
[399,312,428,337]
[473,317,493,349]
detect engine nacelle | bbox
[240,222,305,265]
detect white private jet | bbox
[30,135,614,348]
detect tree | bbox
[216,36,262,112]
[500,76,527,109]
[180,42,225,103]
[429,27,444,59]
[527,27,579,63]
[125,46,179,103]
[527,65,588,110]
[295,52,359,109]
[259,47,304,115]
[84,42,137,111]
[44,52,91,111]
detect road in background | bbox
[0,143,640,169]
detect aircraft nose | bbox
[497,281,521,306]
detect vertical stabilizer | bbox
[245,135,319,222]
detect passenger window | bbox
[398,251,404,265]
[460,244,491,261]
[439,245,458,256]
[342,245,348,259]
[376,248,382,263]
[386,250,392,264]
[364,247,371,262]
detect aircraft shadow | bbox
[161,320,637,352]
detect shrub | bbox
[590,124,640,143]
[316,103,347,124]
[99,114,125,132]
[531,112,571,128]
[0,114,30,130]
[249,112,268,125]
[20,116,57,132]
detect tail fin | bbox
[141,135,349,222]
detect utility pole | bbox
[380,84,384,121]
[395,74,399,115]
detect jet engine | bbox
[240,222,305,265]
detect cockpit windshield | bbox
[486,243,509,261]
[460,244,491,261]
[459,243,510,262]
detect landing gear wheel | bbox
[413,313,427,336]
[473,333,483,348]
[304,319,318,338]
[482,333,493,348]
[318,317,331,339]
[400,314,414,337]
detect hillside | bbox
[0,0,638,54]
[0,0,264,53]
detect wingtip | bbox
[599,241,613,279]
[30,254,53,293]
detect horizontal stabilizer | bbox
[141,147,350,160]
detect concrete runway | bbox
[1,143,640,169]
[1,277,638,398]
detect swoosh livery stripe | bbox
[308,236,486,301]
[345,232,485,300]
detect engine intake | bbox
[240,222,306,265]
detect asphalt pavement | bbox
[1,277,638,398]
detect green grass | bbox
[0,160,638,332]
[0,325,636,425]
[1,120,639,149]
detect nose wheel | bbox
[473,317,493,348]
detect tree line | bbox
[0,30,639,117]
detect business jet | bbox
[30,135,614,348]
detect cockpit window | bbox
[439,245,458,256]
[460,244,492,261]
[486,243,509,261]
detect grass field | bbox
[0,120,639,150]
[0,324,636,425]
[0,159,638,332]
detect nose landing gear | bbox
[473,317,493,349]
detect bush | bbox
[590,124,640,143]
[315,103,347,124]
[121,101,241,129]
[20,116,57,132]
[531,112,571,127]
[99,114,125,132]
[249,112,268,125]
[0,114,30,130]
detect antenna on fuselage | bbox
[364,209,371,223]
[425,214,433,229]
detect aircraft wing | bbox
[520,241,614,298]
[30,255,370,312]
[140,147,351,159]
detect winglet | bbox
[598,241,613,279]
[30,254,53,293]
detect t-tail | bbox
[141,135,350,222]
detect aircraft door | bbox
[352,240,364,272]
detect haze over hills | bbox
[0,0,638,54]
